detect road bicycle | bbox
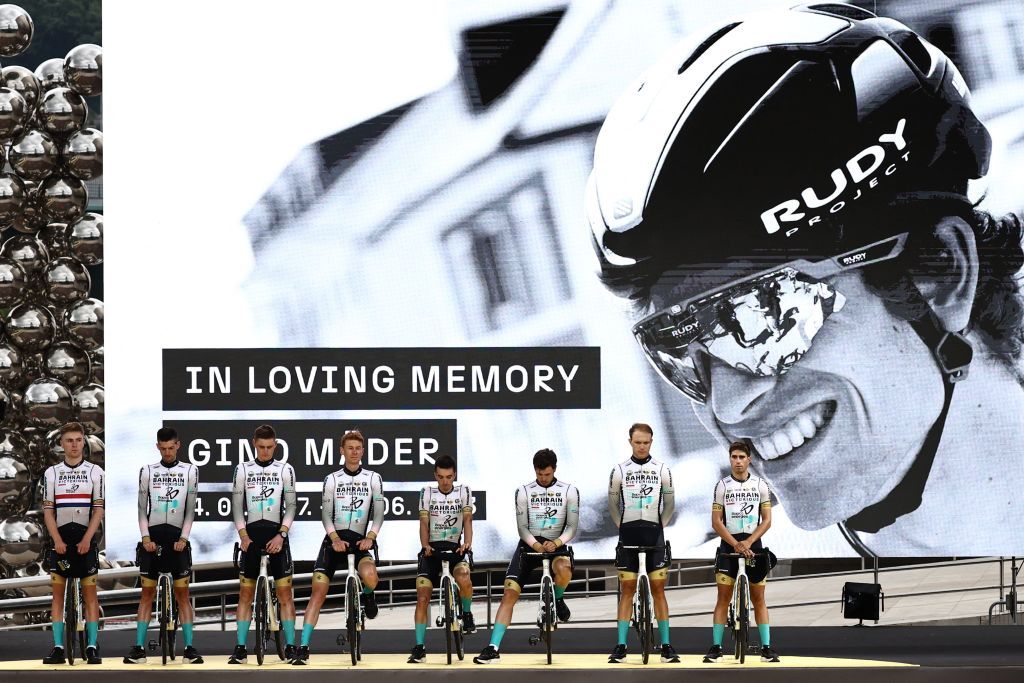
[434,550,471,664]
[525,550,571,664]
[146,545,181,665]
[619,543,669,664]
[338,543,378,666]
[721,551,771,664]
[62,575,87,666]
[234,542,285,665]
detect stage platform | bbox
[1,626,1021,681]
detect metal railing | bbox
[1,555,1020,631]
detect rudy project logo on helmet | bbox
[760,118,909,237]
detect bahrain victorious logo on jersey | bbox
[760,118,910,237]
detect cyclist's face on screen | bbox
[652,270,946,529]
[341,439,364,470]
[534,466,555,486]
[157,439,180,462]
[434,466,455,492]
[253,437,277,462]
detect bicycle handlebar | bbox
[618,545,667,551]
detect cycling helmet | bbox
[586,2,992,284]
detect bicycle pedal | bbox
[147,640,157,652]
[435,617,444,627]
[528,635,539,645]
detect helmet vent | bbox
[678,22,741,74]
[891,30,933,75]
[804,4,876,21]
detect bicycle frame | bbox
[434,551,466,664]
[619,544,667,665]
[155,570,177,664]
[525,552,563,665]
[344,551,364,666]
[63,576,86,666]
[721,552,754,663]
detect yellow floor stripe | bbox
[0,652,917,670]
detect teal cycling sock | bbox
[282,619,295,646]
[461,596,472,614]
[713,623,725,646]
[362,585,373,594]
[236,620,250,646]
[554,585,566,599]
[86,622,98,647]
[415,623,427,646]
[52,622,64,647]
[658,619,670,645]
[490,623,506,649]
[302,623,315,647]
[617,620,629,646]
[182,623,193,647]
[135,620,148,646]
[758,623,770,647]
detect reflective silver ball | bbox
[5,302,55,352]
[1,65,40,117]
[0,234,48,277]
[63,298,102,350]
[0,172,27,227]
[42,341,90,389]
[38,221,68,257]
[37,87,87,137]
[33,58,65,91]
[89,346,102,384]
[9,129,58,181]
[0,343,24,388]
[9,178,45,234]
[0,87,26,140]
[0,453,30,516]
[0,4,33,57]
[39,174,87,222]
[42,256,90,306]
[0,256,27,306]
[61,127,102,181]
[72,382,102,434]
[63,44,101,97]
[22,377,74,428]
[67,213,101,265]
[85,433,103,468]
[0,515,45,569]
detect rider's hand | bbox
[457,543,471,554]
[541,540,558,553]
[357,538,374,551]
[532,542,544,553]
[173,539,187,553]
[421,545,433,556]
[54,539,67,555]
[143,540,158,553]
[240,536,253,552]
[76,538,91,555]
[331,538,345,553]
[266,535,284,554]
[733,541,753,558]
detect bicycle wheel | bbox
[159,577,170,665]
[63,581,77,666]
[737,576,749,665]
[442,579,454,665]
[254,577,268,666]
[347,579,359,666]
[454,584,465,662]
[541,579,554,665]
[637,576,652,665]
[273,596,285,661]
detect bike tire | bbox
[254,577,268,666]
[542,579,554,665]
[347,579,359,666]
[638,576,652,665]
[738,576,749,665]
[63,581,76,666]
[443,579,454,665]
[273,596,285,661]
[159,577,171,665]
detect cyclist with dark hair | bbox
[408,454,475,664]
[586,2,1023,557]
[474,448,579,665]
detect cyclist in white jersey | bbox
[228,424,297,664]
[41,422,104,665]
[408,454,475,663]
[474,448,578,665]
[704,441,779,664]
[124,427,203,665]
[294,429,383,665]
[606,423,679,664]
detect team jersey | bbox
[232,459,297,529]
[42,460,104,528]
[137,460,199,540]
[713,474,772,535]
[322,466,384,538]
[419,484,472,543]
[608,456,675,527]
[515,479,580,546]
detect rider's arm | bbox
[744,479,773,546]
[607,466,623,528]
[280,464,297,532]
[515,486,540,548]
[461,485,473,549]
[659,464,675,526]
[367,472,384,539]
[556,484,580,547]
[41,467,60,543]
[231,464,247,538]
[180,465,198,541]
[322,474,339,540]
[418,486,431,549]
[83,466,105,544]
[137,465,150,540]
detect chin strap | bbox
[840,312,972,551]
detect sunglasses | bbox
[631,234,907,403]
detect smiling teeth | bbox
[752,403,829,461]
